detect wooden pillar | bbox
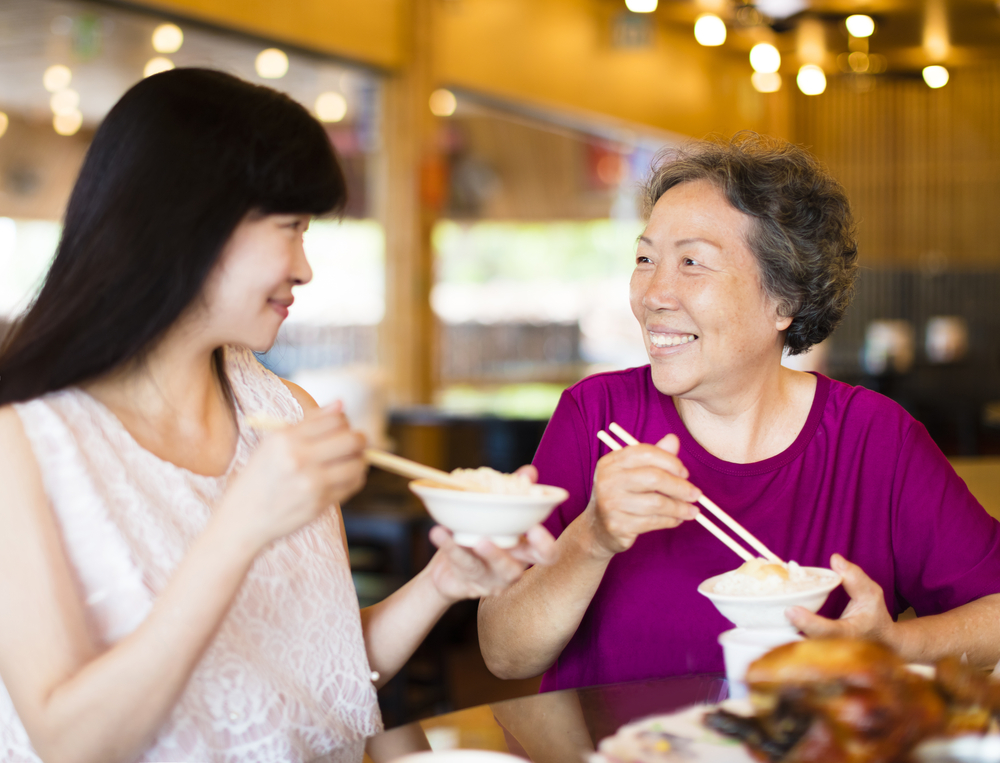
[378,0,439,407]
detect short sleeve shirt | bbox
[534,367,1000,691]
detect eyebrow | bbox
[636,235,720,249]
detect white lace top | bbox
[0,347,382,763]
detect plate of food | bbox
[593,638,1000,763]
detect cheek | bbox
[628,271,648,318]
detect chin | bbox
[648,362,699,398]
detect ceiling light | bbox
[144,57,175,77]
[0,112,8,139]
[751,72,782,93]
[694,15,727,46]
[754,0,807,19]
[750,43,781,74]
[315,92,347,122]
[53,110,83,136]
[152,23,184,54]
[797,64,827,95]
[923,65,949,88]
[256,48,289,79]
[50,88,80,116]
[43,64,72,93]
[625,0,657,12]
[429,89,457,117]
[845,15,875,38]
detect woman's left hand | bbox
[427,524,557,603]
[785,554,896,645]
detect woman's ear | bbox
[775,313,794,332]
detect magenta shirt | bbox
[535,367,1000,691]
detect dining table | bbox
[364,673,729,763]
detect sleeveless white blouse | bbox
[0,347,382,763]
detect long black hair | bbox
[0,68,346,405]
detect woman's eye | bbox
[636,255,652,265]
[682,257,699,267]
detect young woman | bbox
[0,68,553,763]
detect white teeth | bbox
[649,333,697,348]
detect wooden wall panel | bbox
[793,65,1000,268]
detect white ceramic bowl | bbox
[409,479,568,548]
[698,567,842,630]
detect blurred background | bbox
[2,0,1000,727]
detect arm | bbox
[479,434,701,680]
[0,401,366,763]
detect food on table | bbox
[711,558,833,596]
[449,466,546,496]
[703,638,1000,763]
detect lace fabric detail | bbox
[1,346,382,763]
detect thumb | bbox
[831,553,879,600]
[786,605,845,638]
[655,433,681,456]
[513,464,539,483]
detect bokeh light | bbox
[315,92,348,122]
[694,15,727,46]
[797,64,827,95]
[429,89,457,117]
[152,23,184,54]
[256,48,289,79]
[750,43,781,74]
[922,65,949,88]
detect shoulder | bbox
[563,365,654,404]
[279,379,318,411]
[0,404,46,516]
[820,374,916,437]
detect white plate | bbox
[591,702,756,763]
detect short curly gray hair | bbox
[640,132,858,355]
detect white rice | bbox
[450,466,545,495]
[712,560,831,596]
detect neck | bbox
[674,364,815,464]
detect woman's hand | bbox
[585,434,702,558]
[786,554,895,644]
[426,524,557,603]
[217,402,367,551]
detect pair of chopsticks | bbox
[245,414,484,492]
[596,423,784,565]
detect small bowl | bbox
[698,567,842,630]
[409,479,568,548]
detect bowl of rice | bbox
[698,557,842,630]
[409,467,568,548]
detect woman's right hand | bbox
[585,433,702,557]
[218,402,367,551]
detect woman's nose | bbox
[291,243,313,286]
[642,266,679,311]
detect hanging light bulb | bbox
[694,14,727,46]
[429,89,457,117]
[922,65,949,88]
[43,64,72,93]
[751,72,782,93]
[255,48,289,79]
[315,92,347,122]
[144,57,175,77]
[845,15,875,38]
[797,64,827,95]
[152,23,184,53]
[750,43,781,74]
[625,0,657,12]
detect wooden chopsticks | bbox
[596,422,784,565]
[245,414,484,492]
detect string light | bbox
[694,15,727,46]
[53,110,83,136]
[50,88,80,116]
[750,43,781,74]
[255,48,289,79]
[922,65,949,88]
[625,0,657,12]
[797,64,827,95]
[315,92,347,122]
[429,89,457,117]
[845,15,875,38]
[751,72,782,93]
[144,57,174,77]
[152,23,184,54]
[43,64,72,93]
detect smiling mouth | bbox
[649,333,698,348]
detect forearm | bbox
[360,554,455,688]
[478,513,613,680]
[33,518,258,763]
[891,593,1000,669]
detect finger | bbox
[785,606,850,638]
[617,465,701,504]
[471,540,528,588]
[601,445,690,481]
[655,433,681,456]
[513,464,538,483]
[831,554,882,601]
[516,524,557,565]
[309,429,367,465]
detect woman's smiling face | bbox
[629,179,792,401]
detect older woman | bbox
[478,133,1000,691]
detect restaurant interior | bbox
[2,0,1000,739]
